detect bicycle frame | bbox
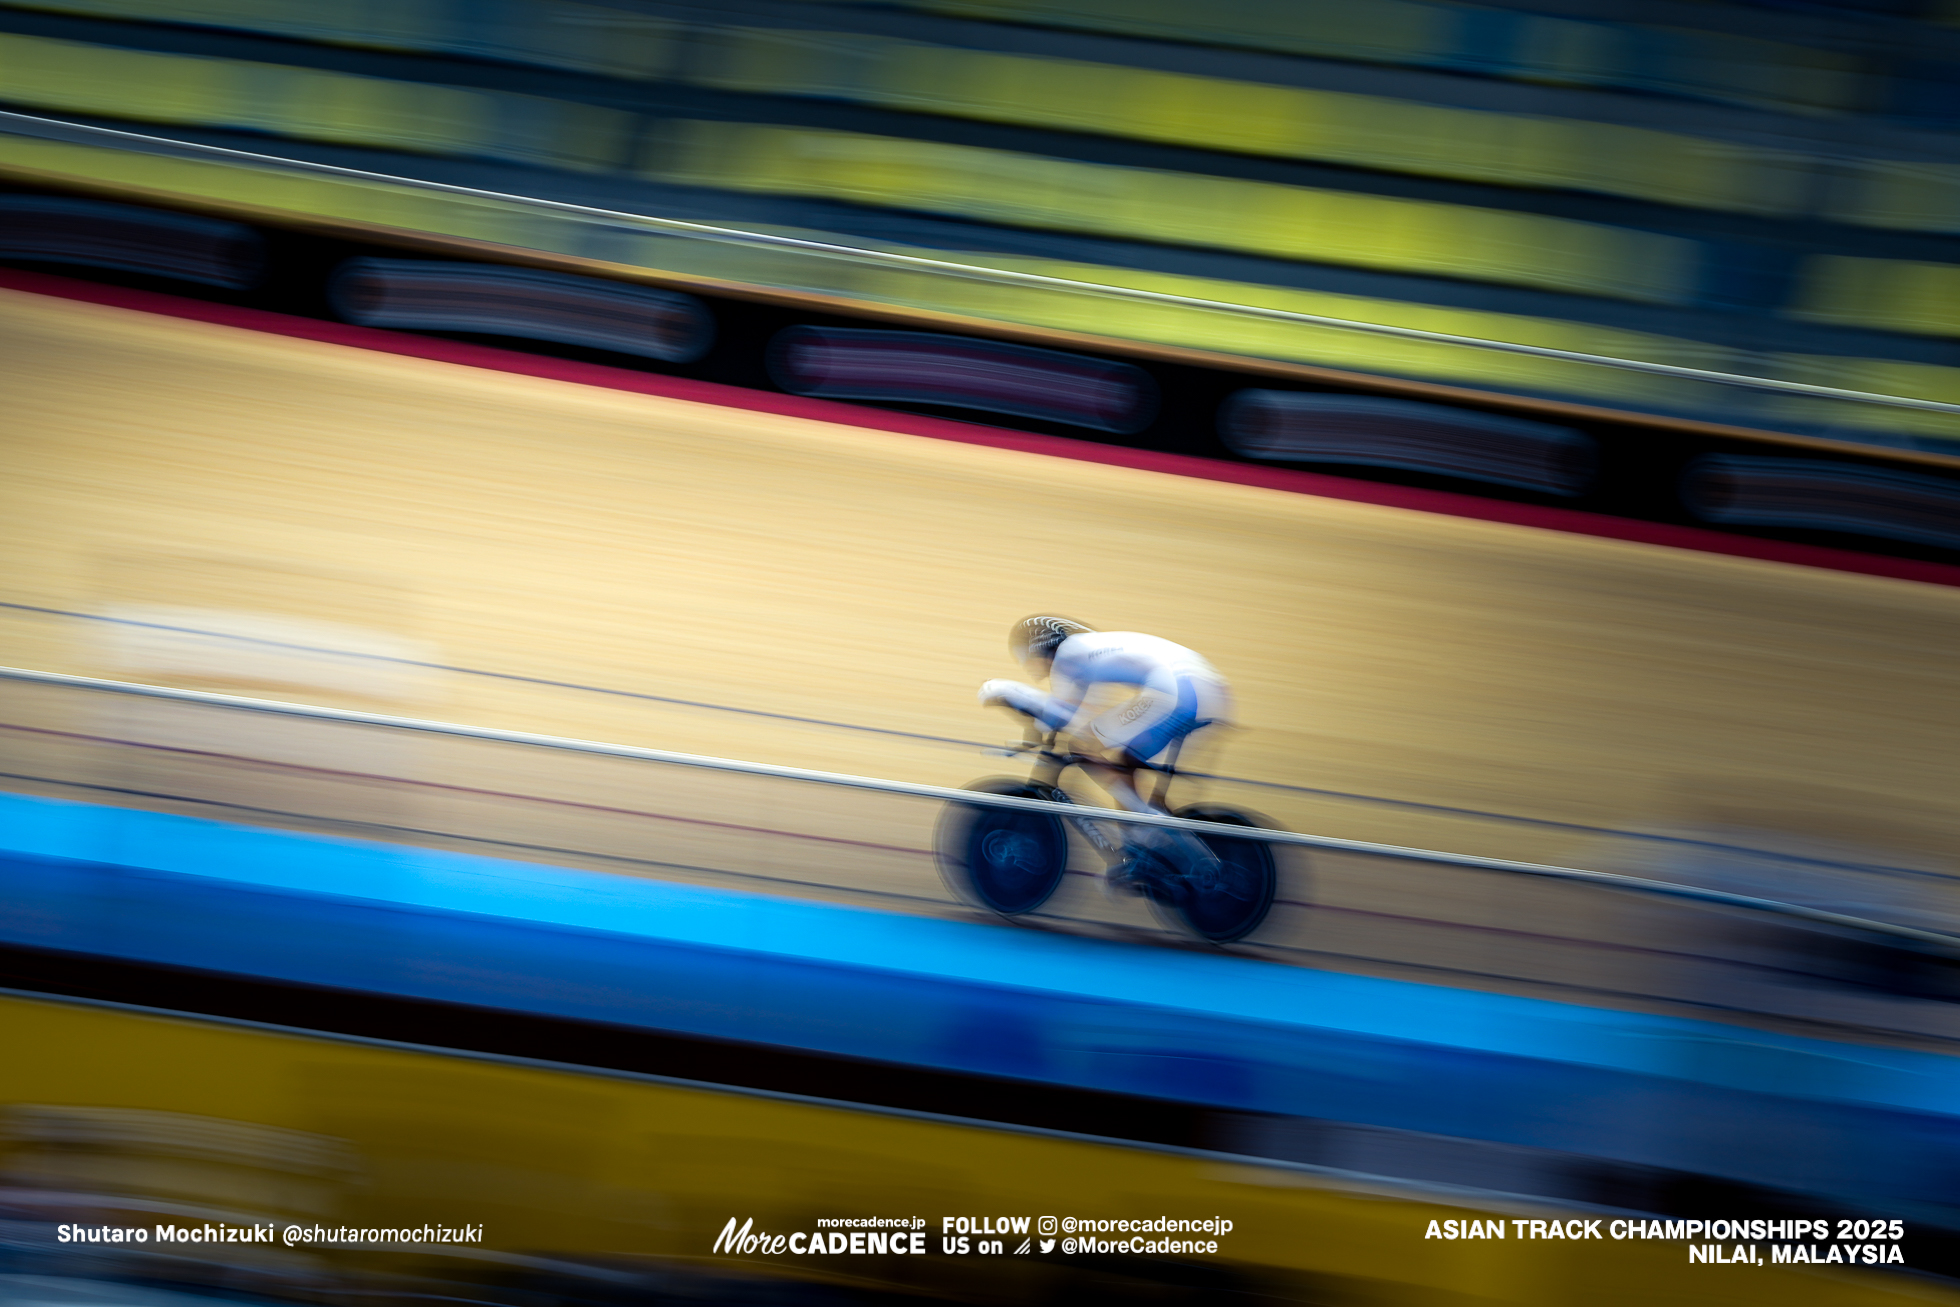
[953,726,1279,942]
[1017,728,1186,867]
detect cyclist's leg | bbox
[1088,676,1201,807]
[1084,682,1221,887]
[1075,688,1176,831]
[1074,753,1153,814]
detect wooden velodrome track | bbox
[4,281,1960,993]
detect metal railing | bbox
[2,664,1953,955]
[4,111,1958,443]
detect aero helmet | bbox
[1010,615,1093,666]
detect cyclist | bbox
[978,615,1232,892]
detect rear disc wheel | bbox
[1165,804,1279,944]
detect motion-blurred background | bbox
[1,1,1959,1304]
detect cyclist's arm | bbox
[979,638,1096,735]
[1044,666,1095,739]
[979,678,1078,732]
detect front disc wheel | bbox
[937,780,1070,917]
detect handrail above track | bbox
[3,664,1953,951]
[5,111,1960,421]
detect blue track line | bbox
[3,790,1958,1216]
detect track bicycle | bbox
[935,733,1282,944]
